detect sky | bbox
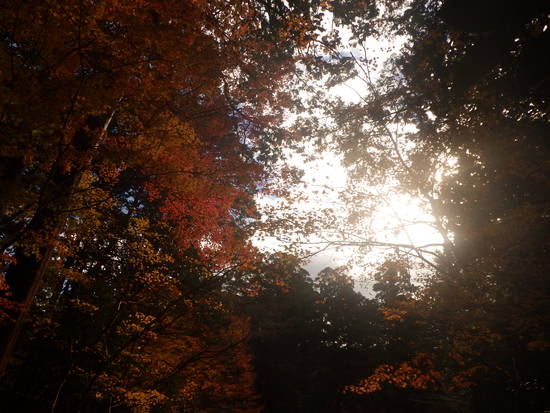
[253,15,444,285]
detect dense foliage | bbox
[294,1,550,411]
[1,0,549,412]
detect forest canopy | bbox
[0,1,549,412]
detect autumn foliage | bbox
[0,0,320,410]
[1,0,550,412]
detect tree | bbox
[1,184,261,412]
[0,0,329,373]
[308,1,550,410]
[229,255,397,413]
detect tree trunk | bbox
[0,112,114,375]
[0,168,83,376]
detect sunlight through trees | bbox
[1,1,548,412]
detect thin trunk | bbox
[50,363,73,413]
[0,111,115,376]
[0,170,82,376]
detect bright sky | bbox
[254,149,443,273]
[254,15,445,285]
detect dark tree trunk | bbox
[0,113,114,375]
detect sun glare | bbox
[255,147,446,278]
[254,22,447,278]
